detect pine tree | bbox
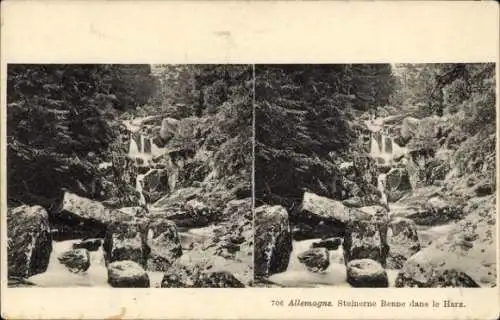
[7,64,156,207]
[255,64,395,209]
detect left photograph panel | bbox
[6,64,254,288]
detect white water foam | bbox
[268,239,399,288]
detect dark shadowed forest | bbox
[5,62,497,289]
[7,64,253,288]
[254,63,496,288]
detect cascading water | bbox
[369,128,409,211]
[268,239,400,288]
[128,132,168,165]
[24,118,215,288]
[377,172,388,209]
[370,131,408,165]
[370,132,393,165]
[27,240,109,287]
[136,174,147,207]
[270,119,409,288]
[126,129,169,209]
[151,143,164,157]
[26,239,167,287]
[129,134,140,156]
[128,132,153,166]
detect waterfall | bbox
[124,118,171,209]
[370,132,407,165]
[151,143,164,158]
[127,132,169,209]
[370,133,392,165]
[136,174,147,207]
[366,120,411,210]
[370,135,381,155]
[128,133,156,166]
[377,173,388,209]
[129,135,140,157]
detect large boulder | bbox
[297,248,330,272]
[195,271,246,288]
[294,192,353,239]
[56,192,134,237]
[8,205,52,278]
[149,187,213,228]
[343,207,389,266]
[400,117,421,141]
[396,195,496,288]
[107,260,150,288]
[103,218,149,268]
[160,263,245,288]
[390,185,465,226]
[160,262,200,288]
[159,117,180,141]
[359,205,390,247]
[385,167,412,202]
[58,249,90,273]
[254,205,293,277]
[346,259,389,288]
[146,218,183,272]
[386,218,421,269]
[300,192,351,223]
[406,195,465,225]
[139,169,170,203]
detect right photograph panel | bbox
[254,63,497,288]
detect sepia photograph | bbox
[6,64,253,288]
[1,1,499,319]
[254,63,497,288]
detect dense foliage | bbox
[255,64,396,210]
[145,65,253,191]
[389,63,496,187]
[7,64,156,207]
[390,63,495,119]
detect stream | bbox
[26,117,214,287]
[268,117,455,287]
[267,208,452,288]
[125,117,168,207]
[268,239,400,288]
[27,227,215,287]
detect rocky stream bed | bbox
[255,116,497,288]
[8,116,253,288]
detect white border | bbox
[1,1,499,319]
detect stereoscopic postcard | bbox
[1,1,499,319]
